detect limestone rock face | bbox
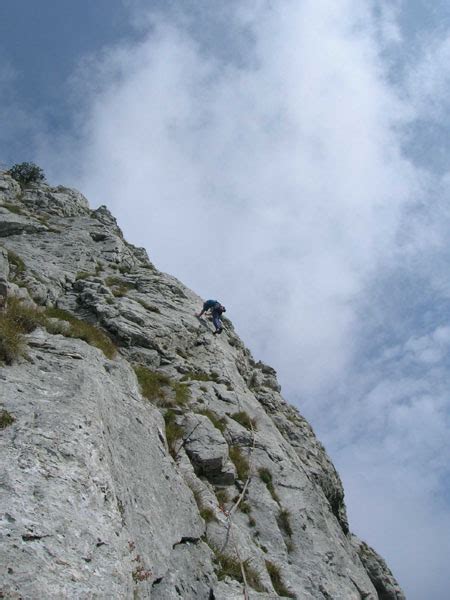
[0,172,405,599]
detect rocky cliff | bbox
[0,172,405,600]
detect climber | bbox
[196,299,226,334]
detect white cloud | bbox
[36,1,450,598]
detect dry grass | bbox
[230,411,256,431]
[198,409,227,433]
[278,508,293,537]
[0,297,46,363]
[229,446,249,480]
[213,549,264,592]
[164,409,184,458]
[265,561,295,597]
[258,467,280,503]
[134,366,190,407]
[45,307,116,359]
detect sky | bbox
[1,1,450,598]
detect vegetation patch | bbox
[181,370,222,384]
[214,549,264,592]
[0,297,46,364]
[2,202,25,215]
[238,500,252,514]
[45,307,116,359]
[134,366,171,404]
[8,162,45,187]
[7,250,25,278]
[277,508,293,537]
[173,381,190,406]
[0,408,15,429]
[118,265,132,274]
[229,446,249,481]
[230,411,256,431]
[258,468,280,503]
[199,507,216,523]
[105,275,136,289]
[134,366,190,407]
[136,298,161,313]
[215,488,229,507]
[164,410,184,458]
[75,271,95,281]
[198,409,227,433]
[265,561,295,598]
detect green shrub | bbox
[229,446,249,480]
[0,408,15,428]
[258,468,279,503]
[198,409,227,433]
[265,561,295,597]
[45,307,116,359]
[230,411,256,431]
[8,162,46,186]
[164,410,184,457]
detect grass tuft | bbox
[258,467,280,503]
[173,381,191,406]
[265,561,295,597]
[181,370,220,383]
[0,297,46,363]
[229,446,249,480]
[45,307,116,359]
[75,271,94,281]
[164,409,184,457]
[134,366,190,407]
[134,366,171,404]
[200,507,216,523]
[198,409,227,433]
[0,408,15,428]
[136,298,161,313]
[7,250,25,278]
[213,549,264,592]
[230,411,256,431]
[2,202,25,215]
[215,488,229,507]
[278,508,293,537]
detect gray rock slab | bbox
[0,172,405,600]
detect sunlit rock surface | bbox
[0,172,405,599]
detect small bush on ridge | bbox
[8,162,46,187]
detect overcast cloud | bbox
[2,0,449,598]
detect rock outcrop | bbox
[0,172,405,599]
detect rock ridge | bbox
[0,172,405,599]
